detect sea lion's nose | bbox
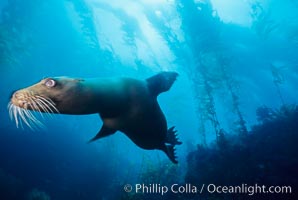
[13,91,22,99]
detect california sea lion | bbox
[8,72,182,163]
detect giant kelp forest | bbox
[1,0,298,199]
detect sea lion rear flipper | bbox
[166,126,182,145]
[88,125,116,143]
[146,71,178,96]
[162,144,178,164]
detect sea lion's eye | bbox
[45,79,56,88]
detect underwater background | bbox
[0,0,298,199]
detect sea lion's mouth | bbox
[8,90,59,130]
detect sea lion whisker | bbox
[12,105,16,126]
[8,103,14,121]
[42,99,59,114]
[37,99,58,121]
[20,107,38,130]
[39,95,56,105]
[36,98,54,114]
[12,96,46,129]
[35,97,52,111]
[30,98,46,119]
[23,108,44,130]
[33,101,43,114]
[13,105,20,128]
[32,98,51,118]
[9,105,15,123]
[10,103,14,117]
[36,96,59,113]
[36,95,51,103]
[23,109,36,126]
[9,104,15,123]
[17,107,26,130]
[34,98,49,113]
[42,97,59,114]
[18,108,25,130]
[18,108,34,130]
[21,107,43,130]
[36,96,54,110]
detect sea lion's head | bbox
[9,77,84,129]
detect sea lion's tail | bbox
[146,71,178,97]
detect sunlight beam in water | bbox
[141,0,169,4]
[210,0,252,26]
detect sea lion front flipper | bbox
[88,125,116,143]
[146,71,178,97]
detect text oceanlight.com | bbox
[123,183,292,196]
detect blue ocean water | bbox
[0,0,297,199]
